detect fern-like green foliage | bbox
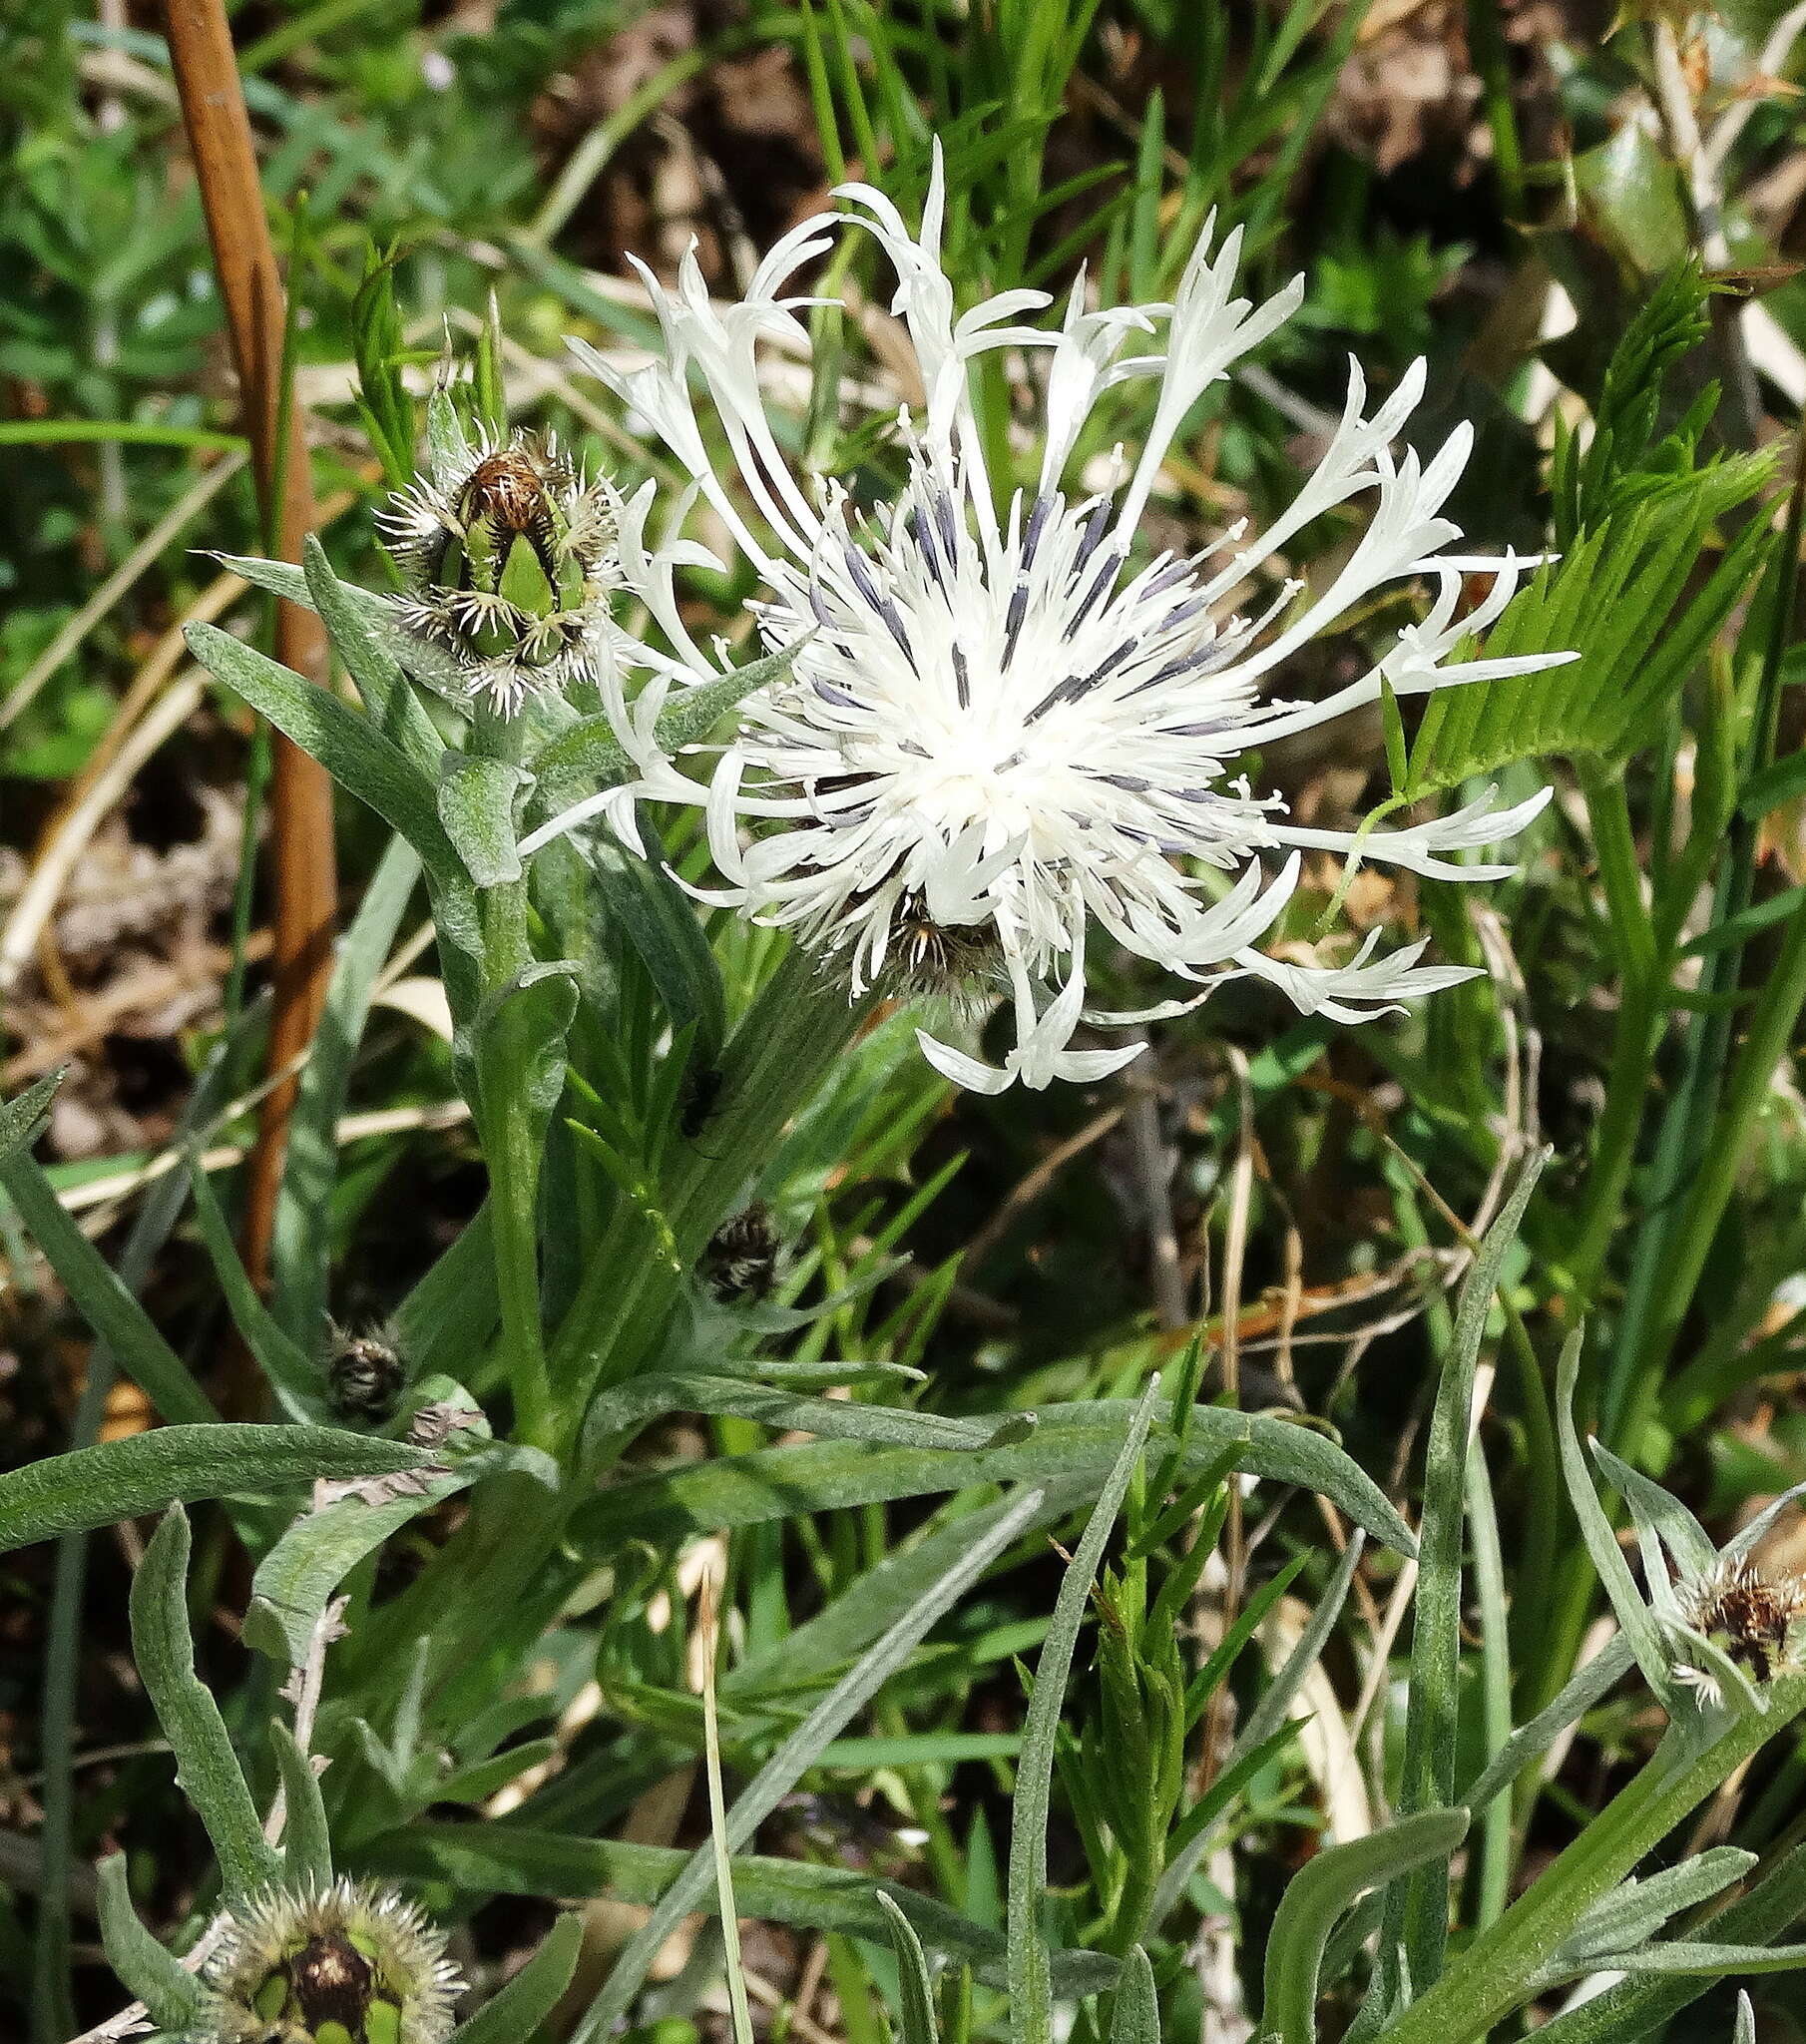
[1393,266,1776,802]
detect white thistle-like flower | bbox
[199,1877,463,2043]
[381,421,619,716]
[550,152,1574,1092]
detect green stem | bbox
[1499,1294,1561,1706]
[552,945,876,1454]
[1601,446,1804,1455]
[1378,1681,1806,2044]
[1464,0,1525,220]
[1562,766,1667,1299]
[1465,1432,1512,1932]
[1580,766,1657,988]
[1561,971,1663,1306]
[472,715,555,1452]
[1612,898,1806,1462]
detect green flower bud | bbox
[198,1879,462,2044]
[383,425,617,716]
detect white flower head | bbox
[560,147,1574,1091]
[381,420,620,716]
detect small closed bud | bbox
[324,1327,406,1426]
[699,1202,782,1303]
[1678,1555,1806,1702]
[201,1879,462,2044]
[382,425,617,716]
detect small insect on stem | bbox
[678,1062,724,1143]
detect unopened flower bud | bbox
[200,1879,462,2044]
[324,1325,405,1426]
[700,1202,783,1302]
[382,425,617,716]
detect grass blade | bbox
[1009,1378,1159,2044]
[448,1915,583,2044]
[569,1484,1050,2038]
[1386,1153,1545,1992]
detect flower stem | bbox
[471,713,555,1452]
[1378,1678,1806,2044]
[552,945,875,1460]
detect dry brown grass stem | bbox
[164,0,338,1332]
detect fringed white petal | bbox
[557,158,1571,1094]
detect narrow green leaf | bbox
[427,386,468,474]
[1379,676,1409,792]
[576,834,727,1067]
[363,1821,1119,1997]
[434,1739,562,1806]
[0,1070,62,1161]
[1010,1380,1160,2044]
[130,1508,280,1905]
[1261,1808,1470,2044]
[0,1145,218,1427]
[878,1890,940,2044]
[570,1488,1050,2039]
[574,1398,1417,1559]
[273,834,423,1346]
[302,534,446,771]
[218,549,471,705]
[725,1487,1084,1700]
[439,754,528,888]
[1391,1152,1545,1990]
[1557,1333,1675,1702]
[449,1914,583,2044]
[534,639,803,784]
[1739,747,1806,821]
[1680,884,1806,957]
[185,1155,323,1419]
[1590,1442,1716,1580]
[1110,1947,1159,2044]
[393,1201,499,1380]
[1234,1532,1366,1764]
[270,1722,333,1891]
[1550,1850,1755,1971]
[1461,1633,1636,1818]
[1533,1830,1806,2044]
[185,621,466,897]
[95,1854,204,2029]
[0,1424,425,1553]
[582,1371,1025,1457]
[31,1018,257,2042]
[246,1438,555,1667]
[1573,1941,1806,1976]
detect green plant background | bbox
[9,3,1806,2041]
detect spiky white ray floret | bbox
[557,148,1574,1092]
